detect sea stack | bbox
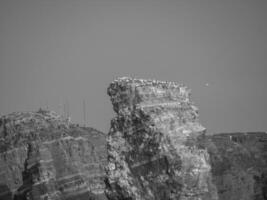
[106,77,216,200]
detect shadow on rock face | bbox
[0,184,13,200]
[196,133,267,200]
[255,172,267,200]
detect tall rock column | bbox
[106,77,218,200]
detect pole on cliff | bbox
[64,99,70,119]
[63,102,66,118]
[66,99,70,118]
[83,99,86,127]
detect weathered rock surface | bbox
[106,77,267,200]
[1,77,266,200]
[198,132,267,200]
[0,110,107,200]
[106,77,214,200]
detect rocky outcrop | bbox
[0,110,107,200]
[106,77,267,200]
[1,77,266,200]
[199,132,267,200]
[106,77,215,200]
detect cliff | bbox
[0,77,266,200]
[106,77,267,200]
[0,110,107,200]
[106,77,214,200]
[199,132,267,200]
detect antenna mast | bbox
[64,99,70,119]
[83,99,86,126]
[66,99,70,118]
[63,102,66,118]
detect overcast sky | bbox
[0,0,266,133]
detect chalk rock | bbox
[0,109,107,200]
[106,77,216,200]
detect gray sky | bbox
[0,0,266,133]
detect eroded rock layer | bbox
[106,77,267,200]
[106,77,216,200]
[0,110,107,200]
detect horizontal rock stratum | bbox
[106,77,267,200]
[0,110,107,200]
[0,77,266,200]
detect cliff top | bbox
[110,76,186,88]
[108,77,194,114]
[0,109,105,153]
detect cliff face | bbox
[199,132,267,200]
[0,110,107,200]
[1,77,266,200]
[106,77,267,200]
[106,77,216,200]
